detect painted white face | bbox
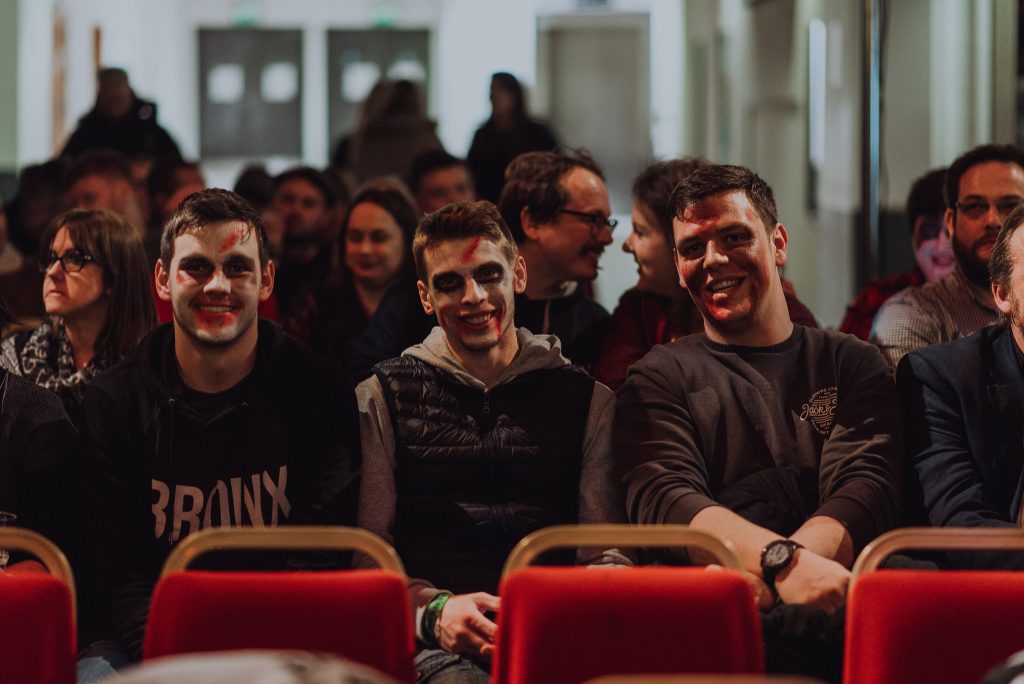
[158,220,273,347]
[417,236,526,361]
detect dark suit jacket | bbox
[896,325,1024,568]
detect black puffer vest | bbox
[374,356,594,595]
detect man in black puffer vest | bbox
[357,201,628,683]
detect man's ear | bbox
[520,206,541,242]
[772,223,789,268]
[993,279,1013,316]
[417,280,435,316]
[513,255,527,294]
[259,260,275,302]
[154,259,172,301]
[945,207,956,241]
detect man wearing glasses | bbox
[495,149,615,370]
[872,144,1024,368]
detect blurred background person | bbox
[407,148,476,214]
[0,209,155,424]
[266,166,338,317]
[4,160,68,257]
[594,158,817,390]
[145,158,206,262]
[467,72,559,203]
[332,79,442,184]
[285,182,417,370]
[840,167,954,340]
[0,193,46,323]
[64,149,147,236]
[60,67,182,162]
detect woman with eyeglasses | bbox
[0,209,155,424]
[594,159,818,391]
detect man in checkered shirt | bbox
[871,144,1024,368]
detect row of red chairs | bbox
[3,525,1024,684]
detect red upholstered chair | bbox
[144,526,415,683]
[493,525,763,684]
[0,528,76,684]
[845,528,1024,684]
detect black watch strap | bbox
[760,539,803,588]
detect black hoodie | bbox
[80,319,361,660]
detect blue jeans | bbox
[414,648,489,684]
[76,640,133,682]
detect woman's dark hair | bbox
[632,158,710,244]
[0,297,15,332]
[341,182,419,283]
[490,72,527,121]
[40,209,156,361]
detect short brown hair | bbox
[160,188,269,267]
[498,149,604,242]
[40,209,155,361]
[413,201,518,282]
[669,164,778,234]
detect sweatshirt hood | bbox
[403,326,569,390]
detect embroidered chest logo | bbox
[800,386,838,436]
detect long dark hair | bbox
[340,182,419,284]
[40,209,156,361]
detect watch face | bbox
[764,543,791,568]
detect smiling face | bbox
[345,202,407,291]
[624,202,678,296]
[42,226,110,321]
[912,212,955,283]
[948,161,1024,285]
[156,220,273,348]
[527,167,613,282]
[417,236,527,366]
[673,190,790,345]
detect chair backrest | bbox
[144,526,415,683]
[0,528,76,684]
[493,525,763,684]
[845,527,1024,684]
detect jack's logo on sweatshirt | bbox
[800,386,837,436]
[151,466,292,543]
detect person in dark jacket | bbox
[614,165,901,682]
[466,73,558,203]
[60,67,182,162]
[78,189,361,678]
[897,200,1024,569]
[356,201,628,683]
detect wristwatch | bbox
[760,539,803,588]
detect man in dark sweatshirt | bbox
[356,201,627,684]
[78,189,360,679]
[614,165,901,682]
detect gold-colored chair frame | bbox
[0,528,77,620]
[851,527,1024,581]
[501,524,743,577]
[159,526,406,577]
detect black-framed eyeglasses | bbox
[558,209,618,233]
[955,197,1024,220]
[39,249,98,274]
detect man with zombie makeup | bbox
[872,144,1024,368]
[896,202,1024,569]
[839,168,954,340]
[614,165,901,681]
[355,200,628,684]
[78,189,360,673]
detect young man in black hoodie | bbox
[356,201,627,683]
[78,189,360,679]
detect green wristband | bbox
[423,592,453,646]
